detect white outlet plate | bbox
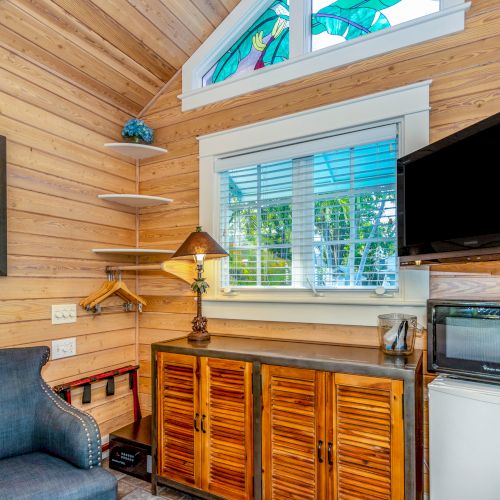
[52,337,76,360]
[52,304,77,325]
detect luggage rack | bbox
[53,365,141,421]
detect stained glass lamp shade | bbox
[172,227,228,342]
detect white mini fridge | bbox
[429,375,500,500]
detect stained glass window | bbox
[312,0,439,51]
[203,0,290,87]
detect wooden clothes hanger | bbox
[81,273,147,310]
[114,280,147,307]
[88,279,147,309]
[88,280,122,309]
[80,279,116,308]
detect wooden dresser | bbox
[152,336,423,500]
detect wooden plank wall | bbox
[138,0,500,494]
[0,36,139,435]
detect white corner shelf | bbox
[98,194,173,208]
[92,248,175,256]
[104,142,168,160]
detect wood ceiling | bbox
[0,0,239,116]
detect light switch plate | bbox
[52,337,76,360]
[52,304,77,325]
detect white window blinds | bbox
[218,124,399,290]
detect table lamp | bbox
[171,226,228,342]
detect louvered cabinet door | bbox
[329,373,404,500]
[262,365,327,500]
[157,352,201,488]
[200,357,253,500]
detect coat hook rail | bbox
[105,264,166,272]
[105,262,194,285]
[86,302,142,315]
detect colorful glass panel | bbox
[312,0,439,51]
[203,0,290,87]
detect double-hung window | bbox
[217,125,398,292]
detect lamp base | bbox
[188,315,210,342]
[187,332,210,342]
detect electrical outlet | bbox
[52,304,77,325]
[52,337,76,360]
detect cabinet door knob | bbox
[328,441,333,465]
[317,440,324,463]
[201,414,207,433]
[194,413,199,432]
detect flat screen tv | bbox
[0,135,5,276]
[398,113,500,264]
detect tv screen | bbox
[0,135,5,276]
[398,113,500,260]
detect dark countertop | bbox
[153,335,422,380]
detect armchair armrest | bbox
[35,381,102,469]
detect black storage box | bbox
[109,415,152,482]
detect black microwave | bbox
[428,299,500,382]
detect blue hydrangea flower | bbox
[121,119,154,144]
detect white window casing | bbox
[198,81,431,326]
[181,0,469,111]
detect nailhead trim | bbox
[40,380,102,468]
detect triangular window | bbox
[182,0,469,109]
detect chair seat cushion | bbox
[0,452,117,500]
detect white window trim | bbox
[198,81,431,326]
[181,0,469,111]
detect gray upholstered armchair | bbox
[0,347,117,500]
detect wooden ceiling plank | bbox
[217,0,241,12]
[90,0,188,70]
[2,1,152,108]
[127,0,201,53]
[195,0,230,26]
[0,44,130,126]
[51,0,177,82]
[18,0,163,96]
[159,0,215,40]
[0,24,140,115]
[138,68,181,118]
